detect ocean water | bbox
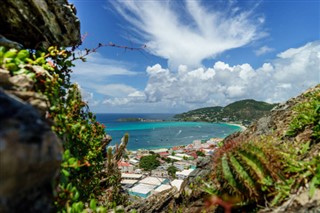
[96,113,241,150]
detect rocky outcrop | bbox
[0,89,62,213]
[0,0,81,49]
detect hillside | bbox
[125,84,320,212]
[174,99,277,125]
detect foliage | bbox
[0,46,126,212]
[210,139,287,206]
[286,88,320,141]
[167,165,177,178]
[206,86,320,211]
[139,154,160,171]
[196,150,205,157]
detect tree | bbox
[196,150,205,157]
[139,155,160,171]
[167,165,177,178]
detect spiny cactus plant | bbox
[211,139,287,205]
[101,134,129,205]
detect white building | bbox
[128,183,156,198]
[121,173,143,180]
[167,156,183,161]
[151,169,169,178]
[150,148,169,153]
[154,184,172,194]
[171,179,184,191]
[176,168,195,179]
[139,176,168,186]
[175,153,194,160]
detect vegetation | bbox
[175,99,277,125]
[196,150,205,157]
[167,165,178,178]
[139,154,160,171]
[0,46,128,212]
[203,85,320,212]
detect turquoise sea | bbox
[96,113,241,150]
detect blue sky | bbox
[70,0,320,113]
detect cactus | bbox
[114,133,129,161]
[211,139,286,204]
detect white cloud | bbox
[71,52,143,99]
[120,41,319,111]
[73,52,137,79]
[255,45,274,56]
[111,0,264,69]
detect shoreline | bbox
[223,122,247,131]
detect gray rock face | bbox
[0,0,81,48]
[0,90,62,213]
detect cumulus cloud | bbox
[111,0,264,69]
[105,41,319,112]
[255,45,274,56]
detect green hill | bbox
[174,99,277,125]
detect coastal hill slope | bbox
[174,99,277,125]
[127,84,320,212]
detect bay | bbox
[96,113,241,150]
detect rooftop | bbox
[154,184,172,193]
[176,168,195,177]
[139,176,166,186]
[167,156,183,161]
[129,183,156,195]
[118,161,131,167]
[121,179,138,185]
[121,173,143,179]
[171,179,184,191]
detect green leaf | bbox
[62,169,70,177]
[4,49,18,58]
[89,199,97,210]
[17,49,30,60]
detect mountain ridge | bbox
[174,99,278,126]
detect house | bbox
[128,183,156,198]
[121,173,143,180]
[158,152,170,158]
[171,179,184,191]
[176,168,195,179]
[121,179,138,187]
[151,169,169,178]
[154,184,172,194]
[118,161,134,173]
[139,176,169,186]
[175,153,194,160]
[167,155,183,161]
[129,158,139,165]
[151,148,169,154]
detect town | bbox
[116,138,223,199]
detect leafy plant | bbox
[0,46,127,211]
[286,87,320,141]
[211,139,287,206]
